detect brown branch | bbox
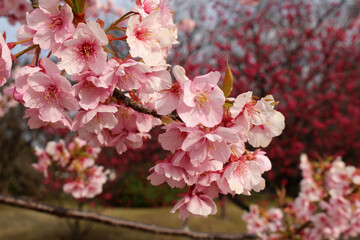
[113,89,181,121]
[0,194,258,240]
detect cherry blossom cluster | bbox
[0,0,285,218]
[243,154,360,240]
[148,86,284,219]
[172,0,360,186]
[33,137,109,199]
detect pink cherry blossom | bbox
[104,58,152,91]
[22,59,78,123]
[219,153,268,195]
[126,9,177,66]
[26,0,75,53]
[72,104,118,139]
[24,108,72,129]
[177,71,225,127]
[0,33,12,87]
[71,71,112,110]
[126,12,164,66]
[158,122,190,152]
[154,66,186,115]
[170,192,217,220]
[181,126,239,166]
[147,160,187,188]
[13,65,41,102]
[58,21,108,75]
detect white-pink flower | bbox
[58,21,108,75]
[72,71,112,110]
[22,59,78,123]
[154,65,187,115]
[171,192,217,220]
[72,104,118,136]
[26,0,75,53]
[177,71,225,127]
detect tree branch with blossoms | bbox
[1,0,285,229]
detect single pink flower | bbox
[126,12,163,66]
[24,108,72,129]
[171,192,217,220]
[26,0,75,53]
[22,59,78,123]
[58,21,108,75]
[177,71,225,127]
[148,160,187,188]
[113,59,152,91]
[72,104,118,135]
[181,126,239,166]
[72,71,112,110]
[154,66,186,115]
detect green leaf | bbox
[221,57,234,98]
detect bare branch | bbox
[0,194,257,240]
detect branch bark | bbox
[113,89,181,121]
[0,194,258,240]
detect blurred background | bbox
[0,0,359,239]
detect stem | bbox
[109,42,120,58]
[35,47,41,66]
[103,46,117,56]
[12,38,33,45]
[14,45,38,59]
[105,11,138,33]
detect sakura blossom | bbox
[71,71,113,110]
[0,33,12,87]
[22,58,78,124]
[177,71,225,127]
[170,192,217,220]
[58,21,108,75]
[26,0,75,54]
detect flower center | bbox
[195,92,211,109]
[78,42,95,59]
[135,27,152,41]
[44,84,59,103]
[49,17,63,30]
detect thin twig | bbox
[0,194,258,240]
